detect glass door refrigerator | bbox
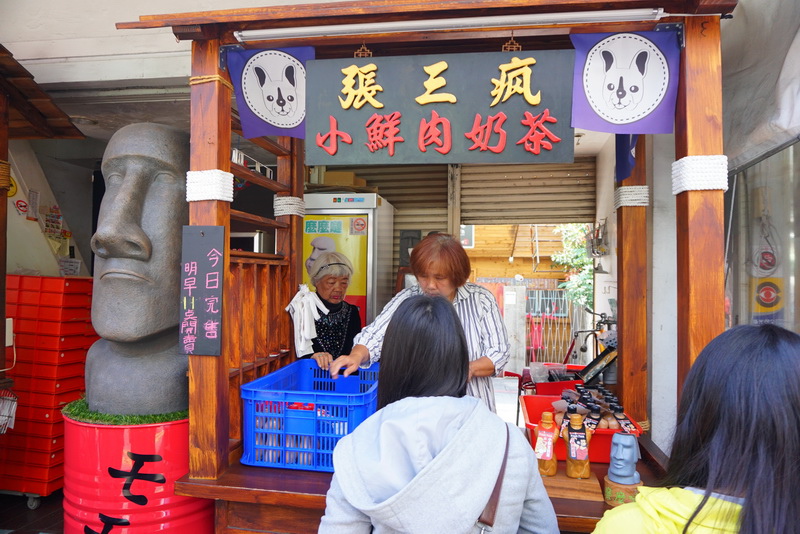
[303,193,395,326]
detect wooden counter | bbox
[176,436,665,534]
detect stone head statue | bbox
[85,123,190,415]
[305,235,336,276]
[608,432,641,485]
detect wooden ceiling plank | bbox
[0,76,54,138]
[117,0,737,31]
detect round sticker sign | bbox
[353,217,367,232]
[15,199,28,213]
[240,50,307,129]
[756,281,781,308]
[582,33,670,125]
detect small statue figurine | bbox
[604,432,643,507]
[562,412,592,479]
[533,411,559,477]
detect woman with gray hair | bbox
[305,251,362,369]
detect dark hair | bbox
[377,295,469,409]
[662,324,800,534]
[409,233,471,288]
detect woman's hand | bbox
[311,352,334,369]
[329,344,371,379]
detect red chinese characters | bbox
[313,56,564,160]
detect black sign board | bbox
[306,50,574,165]
[179,226,224,356]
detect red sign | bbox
[14,200,28,213]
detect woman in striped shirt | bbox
[328,233,510,413]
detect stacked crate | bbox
[1,275,97,498]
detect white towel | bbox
[285,284,329,358]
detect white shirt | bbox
[353,283,510,412]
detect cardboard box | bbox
[322,171,367,187]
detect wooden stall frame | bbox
[117,1,736,531]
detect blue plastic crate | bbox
[241,359,379,472]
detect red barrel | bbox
[63,416,213,533]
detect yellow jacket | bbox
[594,486,741,533]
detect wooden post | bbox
[616,136,649,424]
[674,17,726,397]
[275,136,304,355]
[187,36,233,479]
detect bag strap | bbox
[477,425,510,531]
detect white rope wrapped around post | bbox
[671,155,728,195]
[614,186,650,210]
[274,196,306,217]
[186,169,234,202]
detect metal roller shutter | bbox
[326,164,449,277]
[460,157,596,225]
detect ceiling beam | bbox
[0,76,54,138]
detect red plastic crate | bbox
[6,288,19,304]
[13,347,89,365]
[15,318,93,336]
[0,432,63,452]
[6,301,18,317]
[12,275,92,294]
[17,291,92,308]
[0,474,63,497]
[14,388,83,409]
[0,446,64,467]
[16,304,91,322]
[13,405,66,424]
[10,375,85,395]
[534,363,585,395]
[14,333,94,351]
[521,394,642,464]
[0,459,63,483]
[7,360,84,379]
[4,417,65,438]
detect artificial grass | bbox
[62,397,189,425]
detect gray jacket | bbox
[319,395,559,534]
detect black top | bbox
[302,297,362,358]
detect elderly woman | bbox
[329,233,510,412]
[304,251,362,369]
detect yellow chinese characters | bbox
[339,63,384,110]
[490,56,541,107]
[415,61,457,105]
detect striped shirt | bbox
[353,283,510,412]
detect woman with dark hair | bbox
[594,324,800,533]
[329,233,510,412]
[319,295,558,533]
